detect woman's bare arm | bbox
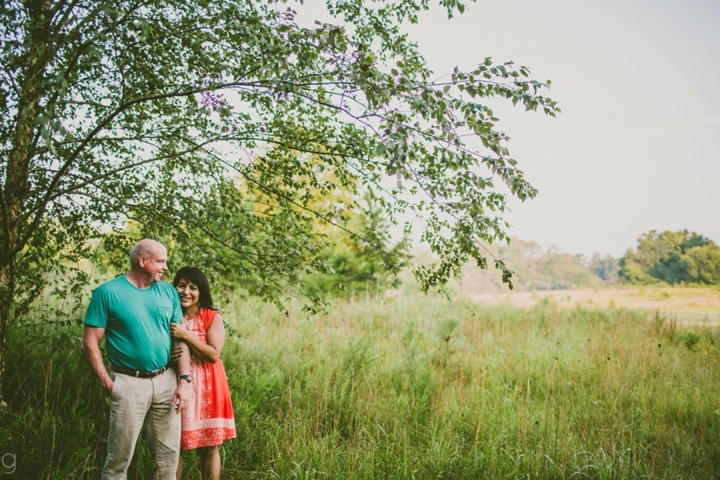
[170,313,226,363]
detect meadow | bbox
[2,289,720,478]
[469,286,720,324]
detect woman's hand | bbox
[170,321,189,341]
[170,345,183,362]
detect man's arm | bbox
[171,337,192,413]
[81,325,114,394]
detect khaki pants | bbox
[102,369,181,480]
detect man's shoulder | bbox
[92,276,128,295]
[84,277,127,322]
[153,280,176,294]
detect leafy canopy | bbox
[1,0,560,315]
[619,230,720,285]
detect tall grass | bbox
[2,292,720,478]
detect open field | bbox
[470,286,720,325]
[3,291,720,478]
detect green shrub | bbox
[676,330,701,350]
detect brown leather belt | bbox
[111,364,170,378]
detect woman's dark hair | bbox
[173,266,216,310]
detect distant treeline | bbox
[453,230,719,293]
[454,239,617,293]
[619,230,720,285]
[301,223,720,295]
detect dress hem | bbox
[180,428,237,450]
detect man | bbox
[82,239,192,479]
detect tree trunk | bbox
[0,261,14,411]
[0,0,52,410]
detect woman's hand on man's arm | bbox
[171,317,222,363]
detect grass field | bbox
[470,286,720,324]
[2,289,720,478]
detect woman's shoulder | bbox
[200,307,220,327]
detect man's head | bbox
[129,239,168,283]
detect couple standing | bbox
[81,239,236,479]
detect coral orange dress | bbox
[180,307,236,450]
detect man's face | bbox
[139,246,168,282]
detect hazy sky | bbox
[297,0,720,257]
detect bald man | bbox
[82,239,192,479]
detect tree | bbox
[589,253,619,284]
[302,194,410,297]
[0,0,559,408]
[619,230,720,285]
[681,243,720,285]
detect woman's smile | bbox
[175,279,200,312]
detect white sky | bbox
[296,0,720,258]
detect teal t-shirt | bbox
[83,276,183,371]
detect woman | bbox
[171,266,235,480]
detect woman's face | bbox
[175,278,200,311]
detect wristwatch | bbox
[179,374,192,384]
